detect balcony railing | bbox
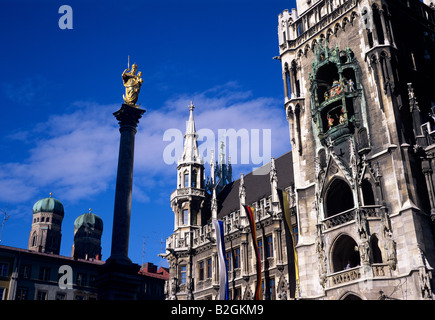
[323,207,355,229]
[329,266,361,287]
[170,187,205,201]
[322,205,381,230]
[328,263,391,288]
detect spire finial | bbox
[89,208,92,213]
[188,101,195,111]
[49,192,52,198]
[220,140,225,154]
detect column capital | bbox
[113,104,146,128]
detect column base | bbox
[95,259,143,300]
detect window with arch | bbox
[361,179,376,206]
[341,293,362,300]
[182,209,189,225]
[370,235,383,264]
[31,233,38,247]
[291,60,301,98]
[325,179,354,218]
[331,234,360,272]
[284,63,291,99]
[357,127,370,153]
[295,104,303,155]
[372,4,384,45]
[362,7,374,48]
[184,171,189,188]
[191,170,197,188]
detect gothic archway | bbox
[331,234,360,272]
[341,292,363,300]
[325,178,354,218]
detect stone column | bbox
[108,104,145,265]
[95,103,146,300]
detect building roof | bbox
[74,211,103,231]
[0,244,105,265]
[33,195,64,217]
[217,151,293,218]
[138,262,170,280]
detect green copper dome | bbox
[33,194,64,217]
[74,210,103,231]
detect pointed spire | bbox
[239,173,246,200]
[349,138,358,179]
[210,149,215,184]
[239,173,247,227]
[219,140,226,165]
[211,188,218,220]
[179,102,201,165]
[270,158,279,206]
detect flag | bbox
[277,188,299,298]
[212,218,228,300]
[244,205,262,300]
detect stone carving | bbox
[380,206,397,270]
[315,224,327,287]
[417,246,434,299]
[355,208,371,266]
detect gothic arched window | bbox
[357,127,370,153]
[331,234,360,272]
[295,104,302,155]
[184,171,189,188]
[361,179,376,206]
[325,179,354,217]
[370,235,383,263]
[372,4,385,45]
[291,60,301,98]
[191,170,197,188]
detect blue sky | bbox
[0,0,296,268]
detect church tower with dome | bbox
[71,209,103,260]
[28,193,64,255]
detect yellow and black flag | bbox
[277,188,299,299]
[244,205,263,300]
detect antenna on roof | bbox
[0,208,10,244]
[158,234,165,268]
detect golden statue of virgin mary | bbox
[122,62,143,107]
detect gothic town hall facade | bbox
[164,0,435,300]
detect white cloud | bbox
[0,82,290,206]
[0,102,119,203]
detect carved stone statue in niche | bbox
[380,206,397,270]
[315,224,327,287]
